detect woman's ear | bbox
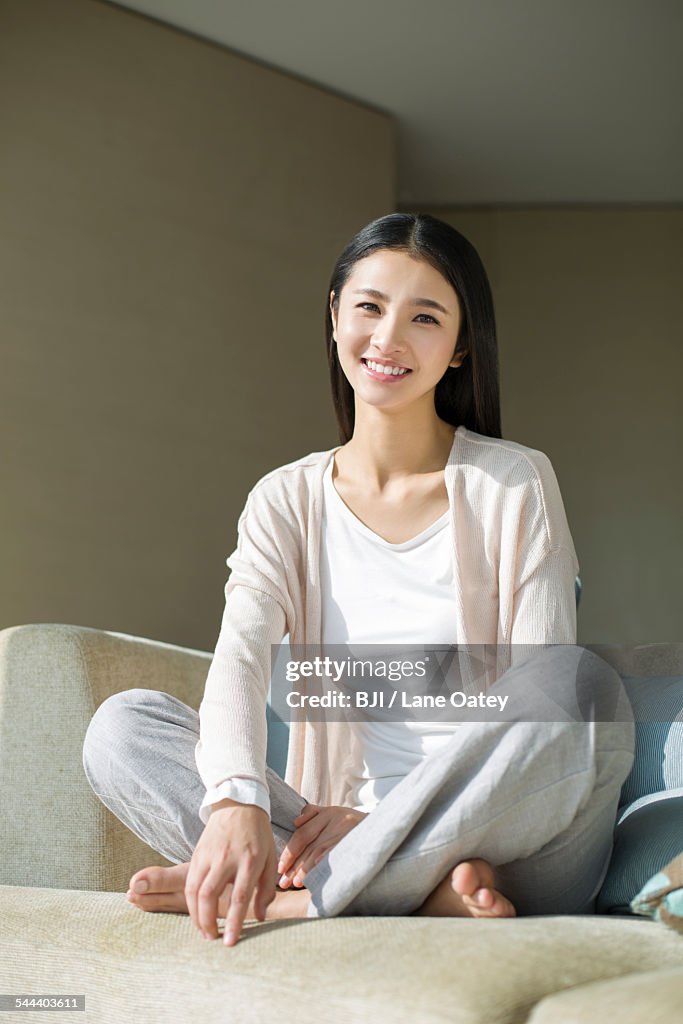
[449,347,469,369]
[330,290,337,339]
[450,327,470,368]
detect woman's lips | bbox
[360,359,413,382]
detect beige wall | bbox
[400,206,682,645]
[0,0,395,650]
[2,1,677,653]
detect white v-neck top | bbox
[320,456,462,812]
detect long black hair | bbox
[326,212,502,443]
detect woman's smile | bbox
[360,357,413,382]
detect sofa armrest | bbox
[0,623,212,893]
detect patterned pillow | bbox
[631,851,683,935]
[596,670,683,915]
[597,790,683,913]
[618,674,683,807]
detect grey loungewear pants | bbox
[82,643,635,918]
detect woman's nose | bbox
[372,320,407,354]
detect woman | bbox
[82,212,634,947]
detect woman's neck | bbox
[338,409,457,494]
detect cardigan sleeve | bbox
[510,545,578,645]
[194,483,292,822]
[507,451,580,648]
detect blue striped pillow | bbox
[618,675,683,807]
[597,790,683,913]
[596,673,683,914]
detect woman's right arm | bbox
[192,482,294,945]
[195,585,287,808]
[191,582,288,945]
[185,797,278,946]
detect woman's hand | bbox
[277,803,368,888]
[185,798,278,947]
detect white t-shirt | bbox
[204,457,462,819]
[320,457,461,813]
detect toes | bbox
[451,859,495,898]
[481,892,516,918]
[461,887,516,919]
[128,864,186,894]
[128,867,156,893]
[493,893,516,918]
[468,887,494,909]
[126,890,187,913]
[449,860,516,919]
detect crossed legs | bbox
[82,644,634,929]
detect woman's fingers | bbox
[186,803,276,944]
[253,853,278,921]
[223,860,258,947]
[293,803,319,824]
[290,842,334,884]
[185,862,200,934]
[279,804,365,884]
[278,837,316,886]
[278,816,325,875]
[280,808,366,885]
[279,834,334,886]
[188,845,232,940]
[185,855,214,938]
[197,863,232,940]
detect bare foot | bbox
[125,862,311,936]
[414,858,516,919]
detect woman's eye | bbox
[356,303,439,325]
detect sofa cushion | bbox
[528,966,683,1023]
[0,623,208,891]
[2,886,683,1024]
[618,673,683,807]
[597,790,683,913]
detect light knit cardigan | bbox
[195,425,580,810]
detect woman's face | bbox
[330,249,465,408]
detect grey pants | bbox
[82,643,635,919]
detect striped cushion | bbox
[597,790,683,913]
[597,673,683,914]
[618,675,683,807]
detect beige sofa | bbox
[1,623,682,1023]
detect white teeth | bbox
[365,359,409,376]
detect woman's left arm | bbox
[507,450,580,647]
[510,544,579,645]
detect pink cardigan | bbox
[195,425,580,809]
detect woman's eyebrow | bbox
[352,287,450,316]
